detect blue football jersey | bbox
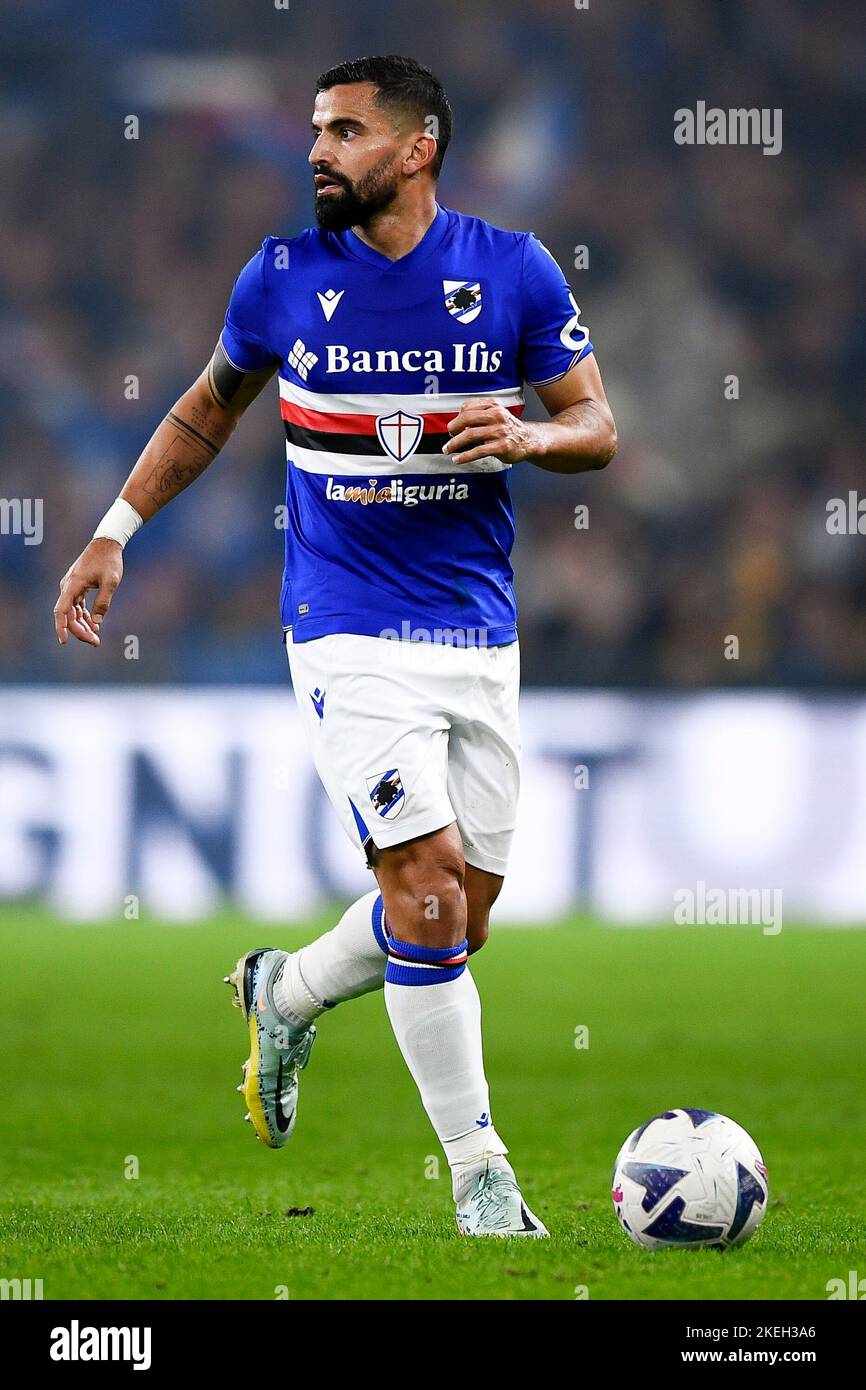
[220,203,593,646]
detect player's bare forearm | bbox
[120,399,223,521]
[122,347,277,520]
[521,398,618,474]
[444,354,617,475]
[527,353,617,473]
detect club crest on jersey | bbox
[375,409,424,463]
[443,280,482,324]
[366,768,405,820]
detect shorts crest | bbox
[365,767,405,820]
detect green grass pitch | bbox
[1,907,864,1301]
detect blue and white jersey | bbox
[220,203,592,646]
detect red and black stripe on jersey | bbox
[280,396,524,457]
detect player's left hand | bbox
[443,398,537,466]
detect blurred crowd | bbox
[1,0,863,686]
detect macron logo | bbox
[317,288,344,322]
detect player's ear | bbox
[403,132,437,177]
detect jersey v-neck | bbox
[334,202,450,271]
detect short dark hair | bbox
[315,54,452,179]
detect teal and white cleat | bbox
[224,948,316,1149]
[455,1167,549,1238]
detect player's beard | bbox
[313,154,400,231]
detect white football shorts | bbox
[286,632,521,876]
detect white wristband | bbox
[93,498,144,549]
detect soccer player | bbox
[54,55,617,1237]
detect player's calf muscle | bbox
[465,865,504,954]
[466,914,489,954]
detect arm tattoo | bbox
[140,428,218,509]
[166,410,222,454]
[207,340,248,407]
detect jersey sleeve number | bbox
[560,291,590,353]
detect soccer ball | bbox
[611,1108,769,1250]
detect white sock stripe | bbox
[384,953,467,970]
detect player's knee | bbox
[402,861,466,944]
[379,836,466,945]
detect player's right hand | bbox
[54,539,124,647]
